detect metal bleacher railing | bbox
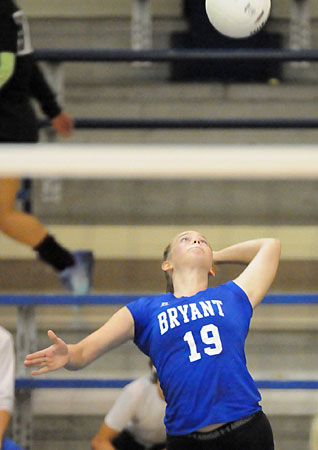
[1,292,317,382]
[1,292,317,385]
[1,293,318,389]
[36,47,318,131]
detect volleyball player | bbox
[91,363,166,450]
[24,231,280,449]
[0,0,93,294]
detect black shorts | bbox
[166,410,274,450]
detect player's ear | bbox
[161,260,172,272]
[209,266,215,277]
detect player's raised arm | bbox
[24,307,134,375]
[213,238,281,308]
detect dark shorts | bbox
[113,430,166,450]
[166,411,274,450]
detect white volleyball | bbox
[205,0,271,39]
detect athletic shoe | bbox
[2,437,24,450]
[59,250,94,295]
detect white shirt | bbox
[105,375,166,448]
[0,326,14,413]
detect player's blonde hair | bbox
[163,243,174,294]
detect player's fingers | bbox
[48,329,61,344]
[31,366,49,376]
[24,349,48,361]
[24,356,48,366]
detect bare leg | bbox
[0,177,47,248]
[0,177,94,294]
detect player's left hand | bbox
[51,111,74,137]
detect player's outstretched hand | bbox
[24,330,69,375]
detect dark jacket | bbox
[0,0,61,142]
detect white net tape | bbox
[1,143,318,179]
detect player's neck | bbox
[172,268,208,298]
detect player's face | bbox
[170,230,213,269]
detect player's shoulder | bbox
[129,292,170,310]
[143,293,170,303]
[213,280,250,305]
[214,280,244,293]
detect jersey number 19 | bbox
[183,324,222,362]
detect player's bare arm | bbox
[24,306,134,375]
[213,238,281,308]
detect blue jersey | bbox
[126,281,261,435]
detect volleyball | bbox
[205,0,271,39]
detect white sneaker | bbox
[59,250,94,295]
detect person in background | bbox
[91,362,166,450]
[0,326,23,450]
[0,0,93,295]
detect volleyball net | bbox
[1,143,318,179]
